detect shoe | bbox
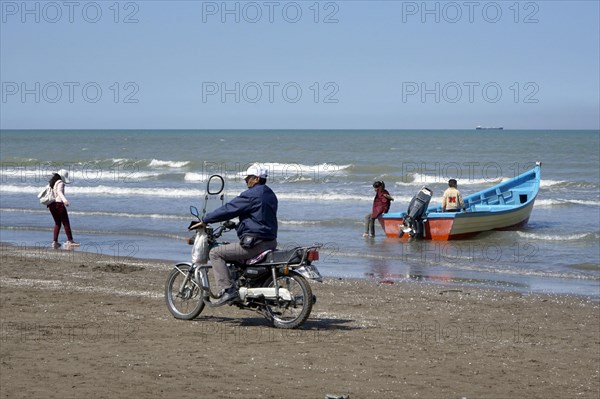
[211,287,239,307]
[362,233,369,237]
[51,242,61,249]
[66,241,81,247]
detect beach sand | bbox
[1,244,598,399]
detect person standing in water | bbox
[363,181,394,237]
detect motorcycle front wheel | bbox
[165,263,205,320]
[263,272,313,329]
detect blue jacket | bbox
[203,184,278,241]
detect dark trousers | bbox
[364,213,377,236]
[48,202,73,242]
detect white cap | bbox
[245,163,268,179]
[57,169,71,184]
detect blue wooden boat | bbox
[380,162,542,240]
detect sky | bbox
[1,0,599,130]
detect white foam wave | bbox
[7,182,593,207]
[77,186,202,198]
[540,179,565,187]
[0,207,187,220]
[395,174,572,189]
[280,220,322,225]
[184,172,207,182]
[0,167,166,182]
[0,184,423,203]
[535,198,600,207]
[274,192,371,201]
[0,184,361,201]
[517,231,598,241]
[256,162,352,176]
[534,199,561,207]
[396,173,503,186]
[148,159,189,168]
[185,163,352,182]
[0,184,201,198]
[569,199,600,207]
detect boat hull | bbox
[379,201,534,241]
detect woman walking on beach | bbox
[47,169,80,249]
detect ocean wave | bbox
[535,198,600,207]
[279,218,362,227]
[0,207,365,229]
[393,174,597,191]
[148,159,190,168]
[0,163,170,182]
[429,261,600,281]
[184,162,352,182]
[3,161,597,194]
[539,179,564,187]
[2,225,188,241]
[280,220,322,225]
[396,173,503,187]
[4,182,593,208]
[0,184,377,202]
[0,207,188,220]
[517,231,600,241]
[0,184,203,198]
[568,199,600,207]
[276,192,370,202]
[545,180,599,189]
[568,263,600,272]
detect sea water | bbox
[1,130,599,297]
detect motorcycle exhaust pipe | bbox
[238,287,292,301]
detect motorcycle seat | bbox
[265,247,303,264]
[245,249,272,265]
[243,247,304,266]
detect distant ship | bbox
[476,126,503,130]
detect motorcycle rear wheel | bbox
[165,264,205,320]
[263,272,313,329]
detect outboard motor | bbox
[400,187,432,238]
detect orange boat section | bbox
[380,217,472,241]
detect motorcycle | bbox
[164,174,323,329]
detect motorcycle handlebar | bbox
[188,220,236,238]
[212,225,226,238]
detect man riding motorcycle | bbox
[189,163,278,306]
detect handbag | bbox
[38,184,56,206]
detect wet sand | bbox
[1,244,598,398]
